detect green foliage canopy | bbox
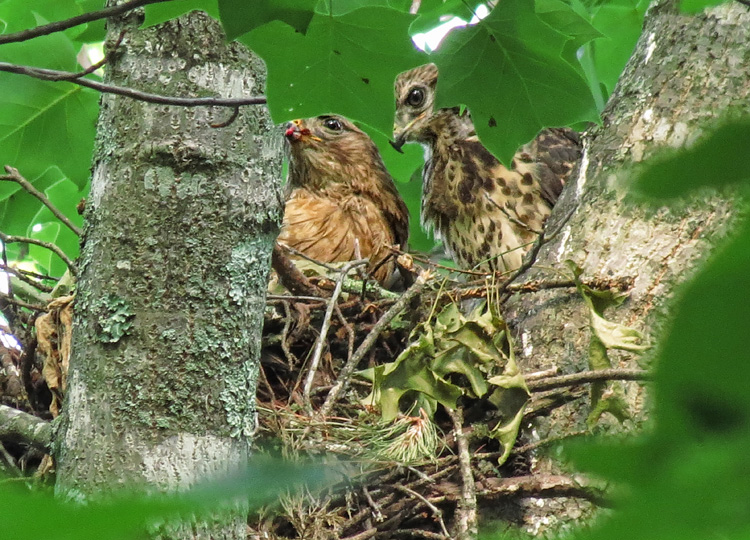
[0,0,648,272]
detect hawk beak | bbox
[284,119,321,142]
[390,127,406,153]
[285,119,303,141]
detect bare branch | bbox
[271,243,326,298]
[317,270,431,419]
[527,368,651,392]
[0,292,46,313]
[448,408,477,540]
[0,231,78,277]
[0,0,171,45]
[303,259,369,414]
[500,205,577,296]
[0,62,267,107]
[1,166,82,236]
[0,404,53,452]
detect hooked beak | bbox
[284,119,305,142]
[390,135,406,153]
[284,119,321,143]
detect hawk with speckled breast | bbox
[392,63,580,273]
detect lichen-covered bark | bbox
[54,9,282,538]
[503,0,750,533]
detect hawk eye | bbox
[323,117,343,131]
[406,87,425,107]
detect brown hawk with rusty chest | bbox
[392,64,580,273]
[279,115,409,285]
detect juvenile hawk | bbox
[392,63,580,273]
[279,115,409,285]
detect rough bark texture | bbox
[54,8,283,539]
[503,0,750,533]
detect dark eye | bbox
[406,87,425,107]
[323,117,343,131]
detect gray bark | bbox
[54,8,283,539]
[504,0,750,533]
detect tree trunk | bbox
[504,0,750,532]
[54,8,282,539]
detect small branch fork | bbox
[0,166,82,237]
[302,259,370,414]
[0,232,78,277]
[317,270,430,420]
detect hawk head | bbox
[285,115,389,192]
[391,63,439,152]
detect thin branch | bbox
[393,485,450,538]
[484,193,541,235]
[271,243,326,298]
[447,407,477,540]
[0,62,267,107]
[282,245,339,272]
[58,29,127,81]
[527,368,651,392]
[514,430,591,454]
[1,166,82,236]
[210,106,240,128]
[266,294,325,303]
[317,270,430,419]
[500,205,577,295]
[0,405,53,452]
[524,366,560,381]
[0,292,46,312]
[0,0,171,45]
[302,259,369,414]
[471,474,610,508]
[389,246,489,278]
[0,232,78,277]
[1,265,54,293]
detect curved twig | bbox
[1,166,82,236]
[0,63,267,107]
[0,232,78,277]
[0,0,171,45]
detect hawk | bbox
[279,115,409,285]
[392,63,580,273]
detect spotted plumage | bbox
[279,115,409,285]
[392,63,580,272]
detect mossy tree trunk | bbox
[503,0,750,532]
[54,8,282,539]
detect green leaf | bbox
[362,302,528,463]
[143,0,219,27]
[630,119,750,201]
[0,7,98,261]
[0,0,83,38]
[680,0,732,13]
[535,0,603,53]
[28,222,61,276]
[0,458,328,540]
[410,0,479,35]
[242,8,427,135]
[565,216,750,540]
[585,0,648,97]
[25,171,86,277]
[73,0,106,42]
[218,0,315,38]
[431,0,599,164]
